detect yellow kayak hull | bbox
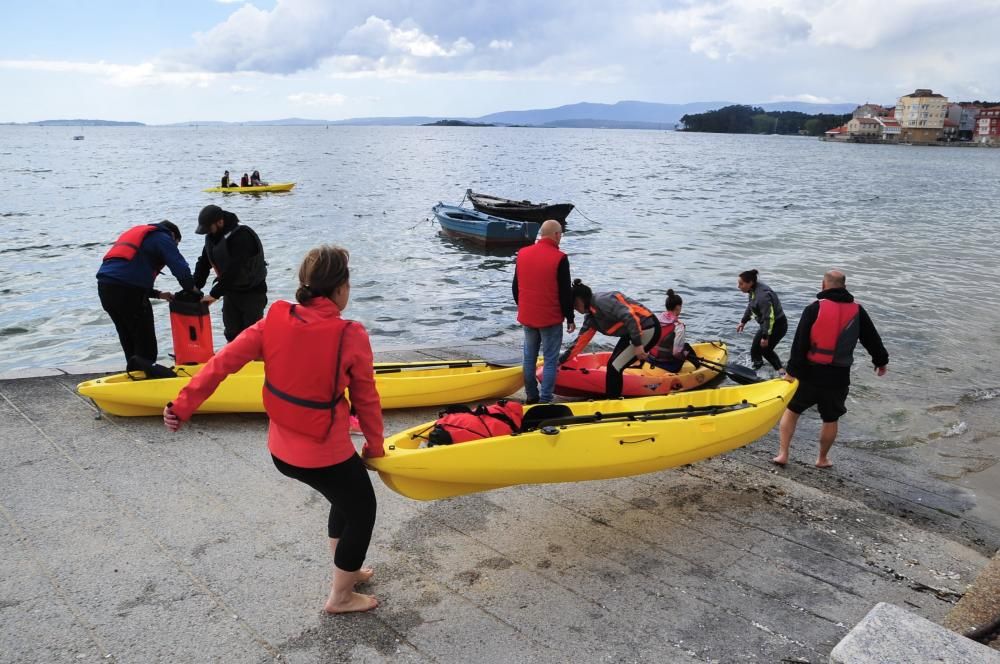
[370,379,797,501]
[77,360,524,416]
[202,183,295,193]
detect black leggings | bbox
[271,454,376,572]
[98,281,157,365]
[751,315,788,370]
[606,320,661,397]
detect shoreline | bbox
[2,347,997,660]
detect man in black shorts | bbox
[773,270,888,468]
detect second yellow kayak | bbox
[369,379,797,501]
[77,359,524,416]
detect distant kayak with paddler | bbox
[203,182,295,193]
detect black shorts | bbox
[788,381,850,423]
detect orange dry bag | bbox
[169,299,215,364]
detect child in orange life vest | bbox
[647,289,697,372]
[163,245,384,615]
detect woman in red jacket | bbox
[163,245,384,614]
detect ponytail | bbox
[571,278,593,308]
[738,269,759,286]
[296,245,350,304]
[665,288,683,311]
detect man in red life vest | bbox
[774,270,889,468]
[512,219,575,404]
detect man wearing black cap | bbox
[194,204,268,341]
[96,220,197,368]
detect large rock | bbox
[831,602,1000,663]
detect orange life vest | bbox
[807,299,860,366]
[426,400,524,446]
[103,224,159,264]
[261,300,351,439]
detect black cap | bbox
[196,204,223,234]
[157,220,181,242]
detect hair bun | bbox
[572,278,582,286]
[666,289,675,296]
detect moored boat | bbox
[468,189,574,226]
[433,203,540,248]
[369,379,798,501]
[77,358,524,417]
[202,182,295,193]
[547,341,728,397]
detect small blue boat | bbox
[432,203,540,248]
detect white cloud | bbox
[489,39,514,51]
[0,58,219,88]
[641,0,1000,59]
[287,91,347,106]
[768,93,833,104]
[341,16,473,58]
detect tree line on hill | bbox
[680,105,851,136]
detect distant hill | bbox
[9,100,862,129]
[422,119,496,127]
[29,119,145,126]
[167,101,860,128]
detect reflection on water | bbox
[2,125,1000,448]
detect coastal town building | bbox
[948,103,979,141]
[847,116,881,139]
[896,89,948,143]
[852,103,889,119]
[824,125,849,141]
[876,116,901,141]
[975,106,1000,145]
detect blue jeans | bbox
[523,324,563,403]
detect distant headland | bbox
[3,100,860,130]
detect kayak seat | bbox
[521,404,573,431]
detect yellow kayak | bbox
[550,341,727,397]
[77,359,524,416]
[202,183,295,193]
[370,379,797,501]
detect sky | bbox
[2,0,1000,124]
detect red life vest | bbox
[426,400,524,446]
[649,313,677,360]
[103,224,159,263]
[807,299,861,366]
[515,238,565,328]
[261,300,352,439]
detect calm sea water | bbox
[1,125,998,446]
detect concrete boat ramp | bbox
[2,344,998,663]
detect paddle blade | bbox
[725,363,763,385]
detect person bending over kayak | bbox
[96,220,197,369]
[164,245,384,614]
[194,204,268,342]
[646,289,700,372]
[558,279,661,397]
[736,269,787,372]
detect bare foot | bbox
[356,567,374,584]
[771,455,788,466]
[324,592,379,614]
[815,458,833,469]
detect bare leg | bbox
[324,566,378,614]
[329,538,373,584]
[816,421,838,468]
[773,409,799,465]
